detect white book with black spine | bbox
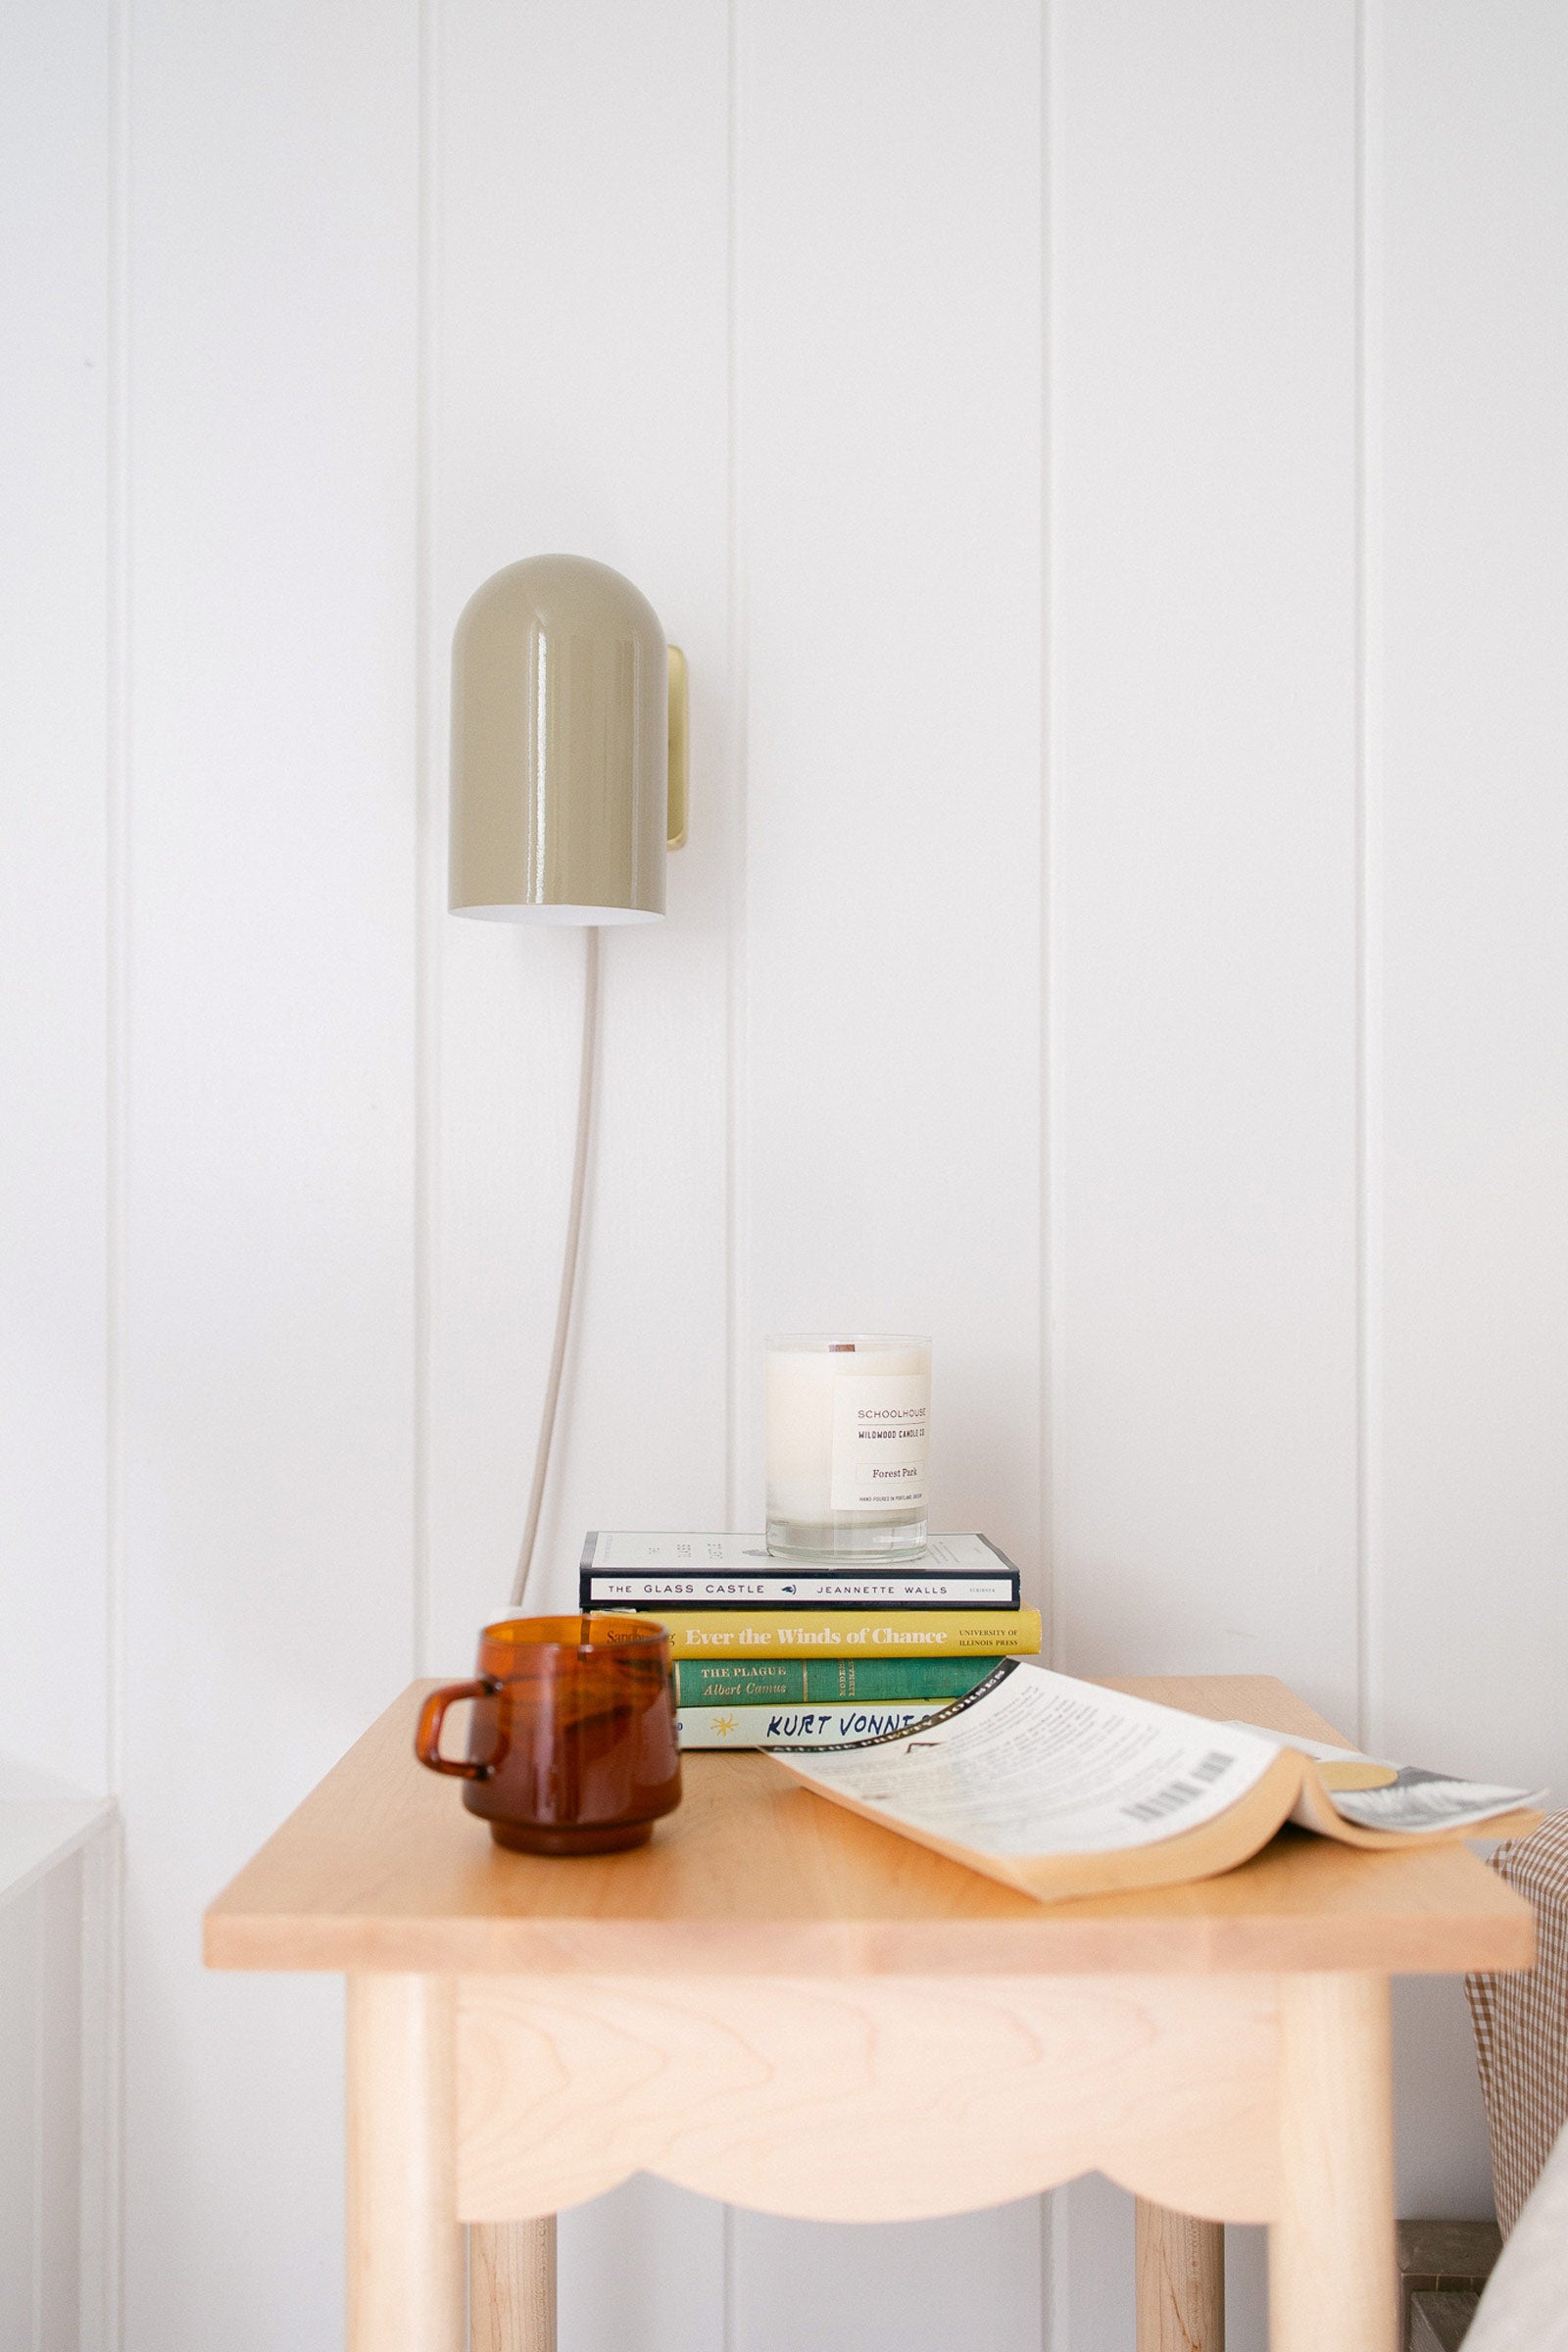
[578,1530,1021,1610]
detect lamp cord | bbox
[510,925,601,1608]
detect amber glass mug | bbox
[415,1615,681,1854]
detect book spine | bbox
[581,1573,1019,1609]
[616,1606,1042,1660]
[676,1701,951,1749]
[674,1657,1003,1705]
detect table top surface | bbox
[204,1675,1534,1978]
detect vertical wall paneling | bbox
[1049,9,1359,2343]
[0,0,111,1798]
[426,0,733,1651]
[122,5,422,2346]
[734,0,1046,1593]
[8,7,1568,2349]
[733,2,1045,2346]
[1049,0,1362,1719]
[0,16,120,2329]
[1376,0,1568,2227]
[428,6,734,2343]
[1377,0,1568,1807]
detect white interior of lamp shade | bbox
[453,904,662,924]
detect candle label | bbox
[830,1376,930,1511]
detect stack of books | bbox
[579,1531,1041,1749]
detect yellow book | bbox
[614,1606,1043,1660]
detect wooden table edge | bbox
[200,1673,1541,1984]
[203,1909,1535,1977]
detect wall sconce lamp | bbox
[448,554,687,1601]
[450,553,687,922]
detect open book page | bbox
[774,1662,1286,1859]
[1225,1721,1398,1791]
[1308,1767,1546,1837]
[1186,1719,1541,1838]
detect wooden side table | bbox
[205,1676,1533,2352]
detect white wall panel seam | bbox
[414,0,443,1685]
[1042,0,1059,2319]
[1355,0,1387,1759]
[106,0,131,1811]
[1042,0,1060,1689]
[723,0,747,2322]
[105,0,130,2339]
[724,0,752,1545]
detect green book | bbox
[673,1656,1002,1707]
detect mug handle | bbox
[415,1679,503,1780]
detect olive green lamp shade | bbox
[449,553,673,923]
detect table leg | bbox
[469,2220,558,2352]
[1269,1973,1396,2352]
[1136,2198,1224,2350]
[347,1975,465,2352]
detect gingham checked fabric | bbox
[1466,1810,1568,2236]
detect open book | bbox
[771,1662,1546,1904]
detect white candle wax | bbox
[765,1335,930,1560]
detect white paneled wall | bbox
[731,8,1044,2335]
[426,0,733,1655]
[1049,0,1361,1722]
[0,0,111,1804]
[1376,0,1568,1794]
[4,4,1567,2350]
[120,5,420,2343]
[428,10,735,2335]
[734,0,1043,1550]
[1047,12,1363,2323]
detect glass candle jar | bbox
[765,1335,931,1561]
